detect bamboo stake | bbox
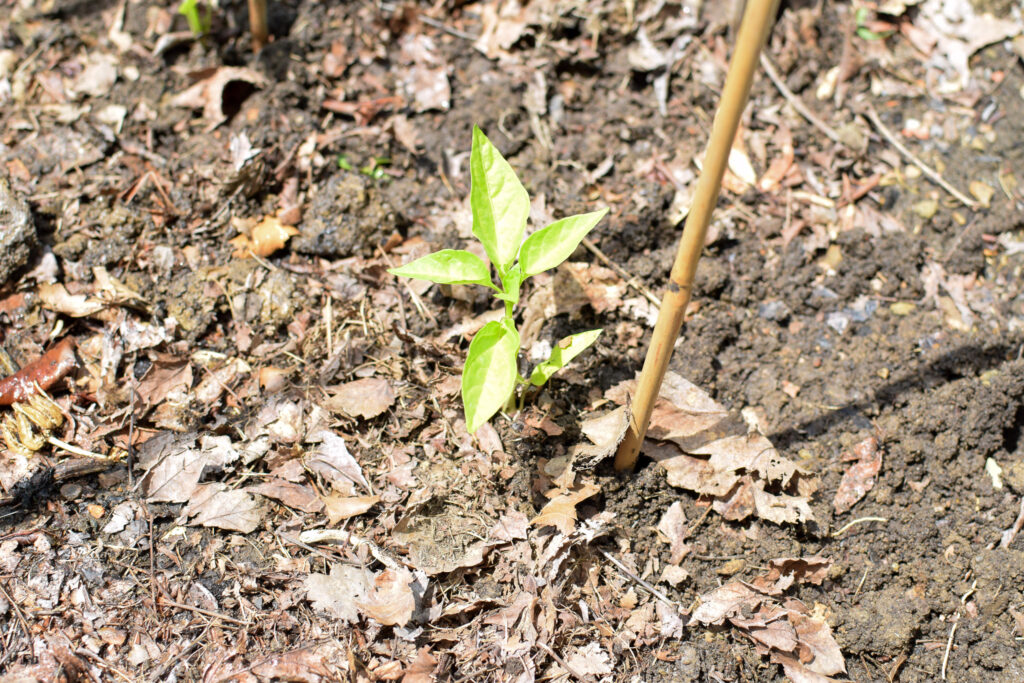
[614,0,781,472]
[248,0,269,51]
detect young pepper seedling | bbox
[390,126,608,433]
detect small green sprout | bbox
[854,7,894,41]
[178,0,212,36]
[390,126,608,433]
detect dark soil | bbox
[0,0,1022,681]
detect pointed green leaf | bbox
[388,250,493,287]
[519,208,608,277]
[470,126,529,270]
[462,320,520,433]
[529,329,602,387]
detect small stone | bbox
[969,180,995,208]
[87,504,105,519]
[912,198,938,219]
[0,175,37,285]
[890,302,915,315]
[60,483,82,500]
[717,559,745,576]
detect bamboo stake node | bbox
[613,0,781,472]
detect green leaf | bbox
[519,208,608,276]
[470,126,529,271]
[463,320,520,433]
[529,329,602,387]
[495,264,523,305]
[388,250,494,287]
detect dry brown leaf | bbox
[770,651,842,683]
[712,477,757,521]
[750,556,833,595]
[661,451,742,496]
[304,564,370,623]
[744,617,799,652]
[789,611,846,676]
[753,483,815,525]
[656,501,691,564]
[833,436,882,514]
[558,262,627,314]
[570,405,630,470]
[564,642,613,676]
[229,214,299,258]
[183,483,263,533]
[251,647,333,682]
[136,358,192,408]
[402,648,438,683]
[689,582,761,626]
[356,568,416,627]
[321,493,380,525]
[490,508,529,542]
[38,283,105,317]
[250,478,324,514]
[530,481,601,534]
[306,431,371,494]
[170,66,267,128]
[610,373,815,525]
[325,377,396,419]
[144,435,240,503]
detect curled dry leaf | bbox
[609,372,816,525]
[570,405,629,471]
[833,436,882,514]
[229,214,299,258]
[38,283,105,317]
[325,377,396,419]
[170,66,267,129]
[356,568,417,627]
[320,492,380,525]
[530,481,601,535]
[690,558,846,680]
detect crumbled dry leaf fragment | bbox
[229,214,300,258]
[833,436,882,514]
[690,558,845,680]
[356,567,416,627]
[304,564,371,623]
[306,431,371,494]
[530,481,601,534]
[184,483,263,533]
[325,377,396,419]
[249,478,324,514]
[564,642,613,676]
[250,647,334,682]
